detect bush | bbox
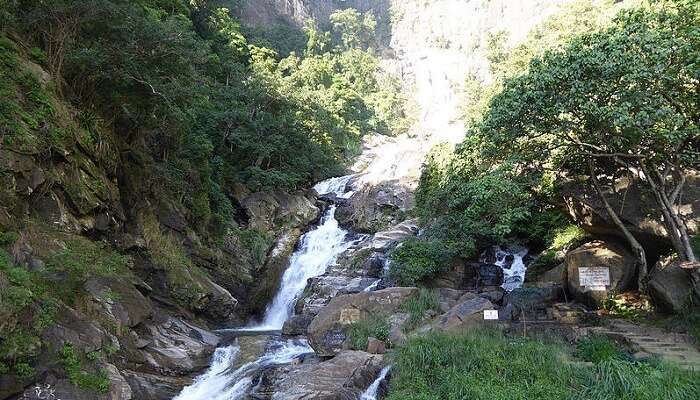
[347,315,391,351]
[389,239,454,286]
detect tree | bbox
[477,1,700,288]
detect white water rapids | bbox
[174,176,360,400]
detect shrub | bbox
[347,315,391,351]
[389,239,454,286]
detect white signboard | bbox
[579,267,610,290]
[483,310,499,320]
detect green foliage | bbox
[401,288,440,331]
[45,238,131,301]
[387,329,700,400]
[4,3,405,241]
[575,335,627,363]
[61,344,110,393]
[13,362,35,378]
[390,238,455,286]
[347,314,390,351]
[0,230,18,245]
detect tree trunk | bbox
[640,162,697,262]
[588,159,649,289]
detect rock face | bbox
[648,257,699,313]
[559,171,700,256]
[565,240,637,307]
[308,287,418,356]
[428,259,504,291]
[335,182,413,233]
[272,351,384,400]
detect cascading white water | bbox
[256,205,355,330]
[175,176,358,400]
[482,246,529,292]
[360,365,392,400]
[173,339,313,400]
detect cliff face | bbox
[240,0,574,144]
[240,0,575,193]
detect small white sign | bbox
[483,310,499,320]
[579,267,611,288]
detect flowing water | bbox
[360,365,392,400]
[481,245,530,292]
[175,176,359,399]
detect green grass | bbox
[575,335,628,363]
[401,288,440,331]
[387,329,700,400]
[347,314,391,351]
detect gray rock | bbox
[435,296,494,331]
[504,284,563,314]
[122,370,190,400]
[272,351,384,400]
[648,257,698,313]
[308,287,418,356]
[282,314,314,335]
[565,240,636,307]
[85,276,153,330]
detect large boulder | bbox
[307,287,418,356]
[565,240,636,307]
[124,315,219,375]
[335,181,414,233]
[648,257,699,313]
[434,296,494,331]
[272,351,384,400]
[558,171,700,256]
[85,276,154,333]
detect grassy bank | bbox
[387,329,700,400]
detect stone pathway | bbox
[595,319,700,371]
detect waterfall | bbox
[481,246,529,292]
[360,365,392,400]
[256,205,355,330]
[173,339,313,400]
[175,176,357,400]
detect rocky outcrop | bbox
[427,259,504,291]
[335,181,413,233]
[434,296,493,331]
[648,257,699,313]
[272,351,384,400]
[565,240,637,307]
[559,171,700,256]
[307,287,418,356]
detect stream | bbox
[174,176,366,399]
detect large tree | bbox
[477,0,700,288]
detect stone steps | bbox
[595,320,700,371]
